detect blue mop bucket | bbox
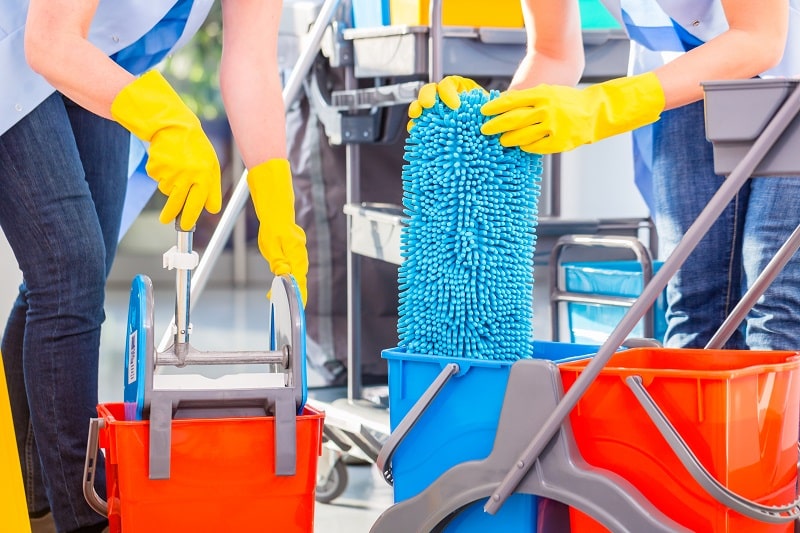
[383,340,602,532]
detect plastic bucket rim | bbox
[383,342,603,371]
[98,403,325,425]
[558,347,800,380]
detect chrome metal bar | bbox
[174,228,193,361]
[158,0,343,352]
[155,348,288,367]
[549,234,654,341]
[429,0,444,82]
[346,65,363,402]
[550,291,637,308]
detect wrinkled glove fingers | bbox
[285,230,309,306]
[156,177,175,197]
[481,90,543,116]
[408,100,423,120]
[437,77,462,110]
[417,83,439,109]
[520,141,555,155]
[287,227,309,275]
[481,107,544,136]
[179,182,209,231]
[499,124,550,148]
[160,180,191,225]
[205,180,222,214]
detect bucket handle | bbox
[83,417,108,517]
[375,362,460,485]
[626,375,800,523]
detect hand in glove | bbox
[480,72,665,154]
[111,70,222,230]
[407,75,486,131]
[247,159,309,306]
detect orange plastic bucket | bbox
[97,402,324,533]
[559,347,800,532]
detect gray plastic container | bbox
[703,78,800,176]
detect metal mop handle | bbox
[173,226,193,361]
[484,82,800,515]
[157,0,344,353]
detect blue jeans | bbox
[651,99,800,350]
[0,93,128,531]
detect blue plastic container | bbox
[383,340,601,532]
[352,0,390,27]
[563,260,667,344]
[579,0,621,29]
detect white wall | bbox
[559,131,650,220]
[0,232,21,333]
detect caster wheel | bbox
[316,459,348,504]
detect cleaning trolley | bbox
[82,225,324,532]
[370,78,800,531]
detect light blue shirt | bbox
[598,0,800,213]
[600,0,800,77]
[0,0,214,136]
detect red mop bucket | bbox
[559,347,800,532]
[94,402,324,533]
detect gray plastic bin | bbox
[344,202,406,265]
[703,78,800,176]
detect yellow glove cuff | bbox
[584,72,666,138]
[111,70,200,142]
[247,159,308,306]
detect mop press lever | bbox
[162,225,198,365]
[155,345,290,368]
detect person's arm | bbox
[24,0,133,119]
[24,0,222,231]
[220,0,309,305]
[510,0,585,89]
[654,0,788,110]
[219,0,286,168]
[481,0,790,154]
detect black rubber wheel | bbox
[315,458,348,504]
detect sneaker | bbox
[29,512,56,533]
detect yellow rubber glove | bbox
[480,72,665,154]
[111,70,222,230]
[247,159,309,306]
[407,75,486,132]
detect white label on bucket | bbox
[128,330,137,385]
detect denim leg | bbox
[651,100,749,349]
[63,96,128,272]
[740,176,800,350]
[2,286,50,515]
[0,93,128,531]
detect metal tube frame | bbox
[157,0,344,352]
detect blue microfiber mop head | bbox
[398,89,542,361]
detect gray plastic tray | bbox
[703,78,800,176]
[342,25,628,81]
[344,202,406,265]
